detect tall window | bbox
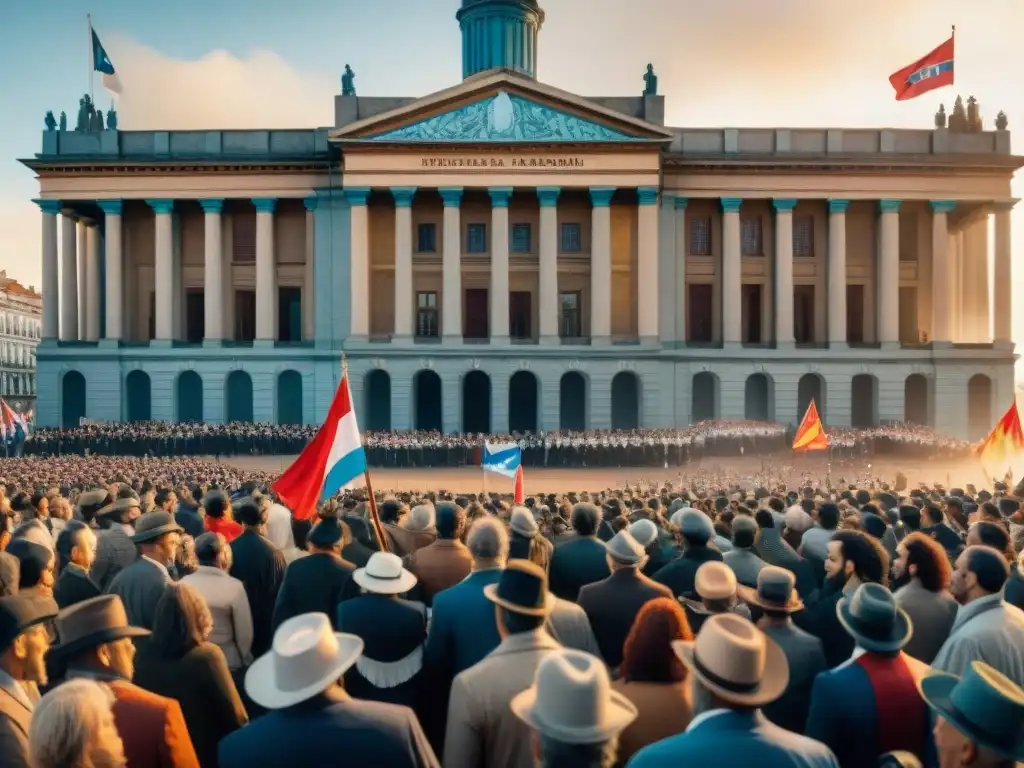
[560,291,581,338]
[185,290,204,342]
[466,223,487,254]
[511,224,532,253]
[232,212,256,263]
[416,292,438,338]
[234,290,256,341]
[560,223,582,253]
[793,215,814,257]
[417,223,437,253]
[741,217,763,256]
[689,217,712,255]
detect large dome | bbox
[457,0,544,80]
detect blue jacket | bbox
[424,569,502,679]
[628,709,838,768]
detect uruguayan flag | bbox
[483,441,522,480]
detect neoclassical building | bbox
[24,0,1021,439]
[0,272,41,413]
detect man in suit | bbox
[754,510,819,602]
[219,613,438,768]
[724,514,767,587]
[50,595,199,767]
[0,596,55,768]
[444,560,563,768]
[106,511,181,630]
[91,497,142,591]
[405,502,472,606]
[229,496,286,657]
[578,530,672,669]
[548,503,610,602]
[652,509,723,598]
[53,523,101,609]
[892,532,959,663]
[629,613,839,767]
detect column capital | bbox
[589,187,616,207]
[637,187,659,206]
[488,187,513,207]
[992,200,1017,214]
[828,199,850,214]
[537,187,561,207]
[879,199,902,214]
[391,187,418,208]
[32,199,62,215]
[439,187,464,207]
[673,196,689,210]
[146,199,175,215]
[773,198,798,213]
[198,198,225,214]
[252,197,278,213]
[720,197,742,213]
[97,199,123,216]
[303,196,319,212]
[344,188,371,206]
[929,200,956,214]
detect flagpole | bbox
[87,14,94,104]
[343,353,389,553]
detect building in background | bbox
[0,271,40,414]
[21,0,1022,439]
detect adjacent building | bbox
[0,271,41,413]
[23,0,1022,439]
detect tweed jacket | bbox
[404,539,473,606]
[931,593,1024,685]
[91,525,138,591]
[106,556,173,630]
[0,673,37,768]
[444,629,562,768]
[893,579,958,663]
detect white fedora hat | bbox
[245,613,364,710]
[353,552,418,595]
[511,649,637,743]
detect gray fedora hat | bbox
[131,510,184,544]
[737,565,804,614]
[836,583,912,653]
[604,531,646,566]
[97,496,140,518]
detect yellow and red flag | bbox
[793,400,829,452]
[976,402,1024,464]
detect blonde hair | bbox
[29,679,124,768]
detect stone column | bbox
[84,224,101,341]
[98,201,123,342]
[489,187,512,344]
[346,188,371,339]
[33,200,60,340]
[303,197,317,341]
[590,187,615,342]
[994,201,1014,345]
[637,187,660,342]
[878,200,901,346]
[930,200,956,344]
[391,188,416,341]
[674,197,688,341]
[253,198,277,342]
[827,199,849,346]
[147,199,174,341]
[60,210,79,341]
[77,218,90,336]
[199,199,225,342]
[721,198,742,344]
[440,187,464,342]
[773,199,796,345]
[537,187,560,344]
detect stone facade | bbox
[0,272,41,413]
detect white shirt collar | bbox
[685,708,729,733]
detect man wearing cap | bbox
[652,509,723,598]
[805,583,932,767]
[106,510,183,630]
[91,496,142,591]
[0,595,55,768]
[629,613,839,767]
[578,530,671,669]
[445,560,563,768]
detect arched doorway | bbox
[559,372,586,430]
[745,373,772,421]
[967,374,993,441]
[904,374,930,426]
[364,369,391,431]
[125,370,152,421]
[851,374,878,427]
[277,370,303,425]
[226,370,254,423]
[611,372,640,430]
[797,374,825,424]
[61,370,86,428]
[176,371,203,422]
[508,371,538,433]
[692,372,718,422]
[462,370,491,433]
[414,370,442,432]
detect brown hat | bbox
[49,595,150,659]
[96,497,140,518]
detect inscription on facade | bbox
[420,156,586,169]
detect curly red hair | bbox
[619,597,693,684]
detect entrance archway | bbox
[226,370,254,423]
[462,370,491,433]
[508,371,538,433]
[176,371,203,422]
[851,374,878,427]
[611,372,640,430]
[61,370,86,428]
[277,370,303,425]
[364,370,391,431]
[414,370,442,432]
[744,373,772,421]
[904,374,930,425]
[125,370,152,421]
[692,372,718,422]
[559,372,586,430]
[967,374,993,441]
[797,374,825,424]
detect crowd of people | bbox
[0,451,1022,767]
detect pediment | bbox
[334,70,672,145]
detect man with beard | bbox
[892,532,958,664]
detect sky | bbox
[0,0,1021,350]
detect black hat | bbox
[860,513,887,540]
[483,559,553,617]
[308,517,344,549]
[0,595,55,653]
[837,583,912,653]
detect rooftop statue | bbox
[92,109,105,132]
[59,111,67,132]
[996,111,1008,131]
[342,64,356,96]
[75,94,96,132]
[948,95,967,133]
[966,96,982,132]
[934,104,946,129]
[106,105,118,130]
[44,111,56,132]
[643,63,658,96]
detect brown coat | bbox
[0,681,37,768]
[405,540,473,605]
[610,679,692,767]
[384,523,436,558]
[108,679,200,768]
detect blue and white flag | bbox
[92,26,123,94]
[482,441,521,480]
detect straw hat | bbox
[694,561,737,601]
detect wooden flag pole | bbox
[343,354,389,553]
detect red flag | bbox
[793,400,829,452]
[976,402,1024,464]
[889,35,954,101]
[513,464,525,504]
